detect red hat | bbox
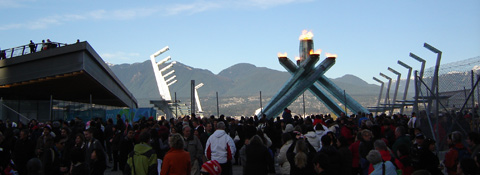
[201,160,221,175]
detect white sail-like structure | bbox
[150,46,176,119]
[194,83,204,113]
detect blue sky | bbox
[1,0,479,84]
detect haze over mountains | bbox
[109,60,385,115]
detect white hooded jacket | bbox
[277,140,293,175]
[315,124,330,151]
[305,131,322,151]
[205,129,236,164]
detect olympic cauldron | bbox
[260,31,369,119]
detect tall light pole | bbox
[398,60,412,114]
[216,92,219,117]
[424,43,442,152]
[191,80,195,116]
[424,43,442,120]
[303,93,306,117]
[373,77,384,116]
[410,53,425,114]
[260,91,263,116]
[388,67,401,115]
[380,73,392,115]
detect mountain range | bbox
[108,56,479,116]
[109,60,383,116]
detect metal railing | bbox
[1,102,31,124]
[0,41,69,59]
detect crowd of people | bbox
[0,108,479,175]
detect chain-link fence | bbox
[416,56,480,151]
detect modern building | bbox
[0,41,137,123]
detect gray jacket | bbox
[184,136,203,164]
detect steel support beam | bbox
[410,53,426,114]
[380,73,392,115]
[317,74,370,114]
[279,56,345,117]
[263,57,336,118]
[373,77,384,116]
[261,55,319,116]
[398,61,412,114]
[261,31,368,119]
[388,67,401,115]
[424,43,442,119]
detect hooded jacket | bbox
[277,140,293,175]
[126,143,157,175]
[316,124,330,137]
[305,131,322,151]
[205,130,236,164]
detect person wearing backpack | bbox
[366,150,397,175]
[445,131,471,175]
[126,131,158,175]
[368,140,403,175]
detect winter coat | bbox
[417,148,442,175]
[184,135,204,166]
[338,146,353,175]
[111,130,122,151]
[316,124,330,136]
[341,126,355,144]
[368,150,398,174]
[305,131,321,151]
[262,133,272,148]
[245,141,275,175]
[445,143,470,175]
[328,124,339,135]
[392,135,411,156]
[84,138,103,169]
[42,147,61,175]
[286,139,317,175]
[205,130,236,164]
[277,140,293,175]
[349,140,361,168]
[160,148,191,175]
[370,161,397,175]
[126,143,158,175]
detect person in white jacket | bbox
[314,123,329,151]
[205,121,236,175]
[305,126,322,152]
[277,133,293,175]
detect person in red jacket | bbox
[161,133,191,175]
[368,140,403,174]
[445,131,471,175]
[340,118,355,145]
[349,132,362,175]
